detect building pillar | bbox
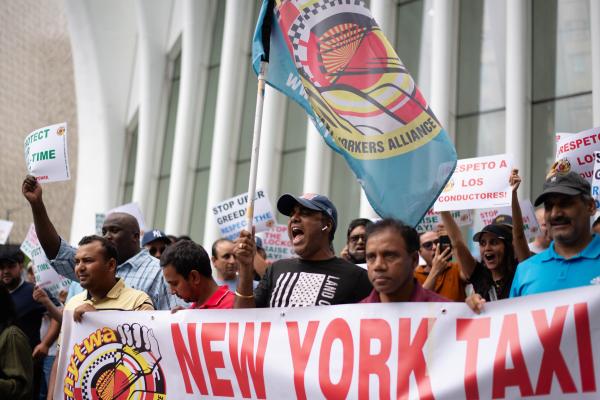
[165,0,216,235]
[303,121,332,195]
[506,0,531,199]
[202,0,253,248]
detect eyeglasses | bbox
[420,239,439,250]
[349,234,366,244]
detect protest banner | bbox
[213,189,276,241]
[434,154,512,212]
[24,122,70,183]
[476,199,540,242]
[416,209,472,233]
[55,285,600,399]
[256,224,295,262]
[0,219,14,245]
[107,202,146,232]
[20,224,70,298]
[555,127,600,182]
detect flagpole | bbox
[245,61,268,234]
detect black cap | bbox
[277,193,338,234]
[0,245,25,264]
[492,214,513,227]
[534,171,591,206]
[472,224,513,244]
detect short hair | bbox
[161,239,212,278]
[346,218,373,240]
[366,218,420,254]
[211,238,233,258]
[78,235,118,262]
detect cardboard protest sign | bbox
[212,189,276,240]
[433,154,512,212]
[56,285,600,399]
[0,219,14,245]
[555,127,600,182]
[476,199,540,242]
[24,122,70,183]
[256,224,295,262]
[20,224,70,298]
[107,202,146,232]
[416,209,472,233]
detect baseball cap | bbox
[472,224,513,244]
[534,171,591,206]
[141,229,171,247]
[492,214,513,227]
[277,193,338,233]
[0,245,25,264]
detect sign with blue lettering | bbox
[212,189,276,240]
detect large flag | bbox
[252,0,457,226]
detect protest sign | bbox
[256,224,295,262]
[107,202,146,232]
[592,152,600,211]
[24,122,70,183]
[434,154,512,212]
[0,219,14,244]
[213,189,276,240]
[555,127,600,182]
[476,199,540,242]
[20,224,70,298]
[55,285,600,399]
[416,209,472,233]
[95,213,105,235]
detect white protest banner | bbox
[434,154,512,212]
[0,219,14,245]
[416,209,472,233]
[256,224,295,262]
[20,224,70,297]
[476,199,540,242]
[592,152,600,211]
[55,285,600,399]
[107,202,146,232]
[24,122,70,183]
[555,127,600,182]
[213,189,276,240]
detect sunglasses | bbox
[420,239,439,250]
[348,234,366,244]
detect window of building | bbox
[121,122,138,204]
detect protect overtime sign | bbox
[24,122,71,183]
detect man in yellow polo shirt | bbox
[48,235,154,398]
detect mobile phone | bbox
[438,235,452,251]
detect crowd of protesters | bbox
[2,165,600,399]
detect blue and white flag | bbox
[253,0,457,226]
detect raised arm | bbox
[440,211,476,280]
[233,230,257,308]
[21,175,61,259]
[509,169,532,262]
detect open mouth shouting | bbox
[291,226,305,245]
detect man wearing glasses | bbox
[414,230,466,301]
[341,218,373,268]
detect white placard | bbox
[107,202,146,232]
[555,127,600,182]
[433,154,513,211]
[212,189,276,240]
[256,224,295,262]
[20,224,71,298]
[0,219,14,245]
[416,209,472,233]
[475,199,540,242]
[592,152,600,212]
[24,122,70,183]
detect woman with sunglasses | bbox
[441,169,531,301]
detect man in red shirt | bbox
[362,219,448,303]
[160,240,234,309]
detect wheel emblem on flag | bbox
[278,0,442,159]
[63,324,166,400]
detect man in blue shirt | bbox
[510,171,600,297]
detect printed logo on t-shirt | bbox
[269,272,340,307]
[591,276,600,285]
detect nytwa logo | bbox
[63,323,166,400]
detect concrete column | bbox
[430,0,458,140]
[506,0,531,199]
[165,0,216,235]
[303,121,332,195]
[202,0,253,248]
[591,0,600,126]
[257,86,287,206]
[132,0,171,225]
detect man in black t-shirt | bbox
[234,193,372,307]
